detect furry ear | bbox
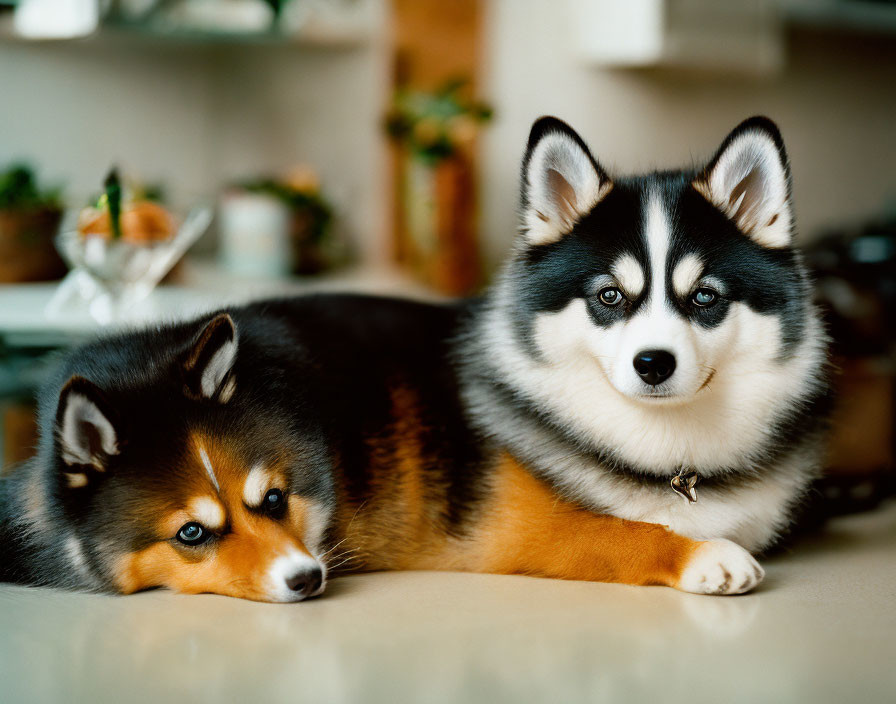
[182,313,238,403]
[520,116,612,246]
[56,376,120,484]
[693,116,792,248]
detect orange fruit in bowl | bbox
[78,201,175,244]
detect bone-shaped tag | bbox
[671,469,699,503]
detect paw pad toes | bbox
[677,539,764,596]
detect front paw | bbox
[677,539,764,595]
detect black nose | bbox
[633,350,676,386]
[286,566,323,598]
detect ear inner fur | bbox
[692,116,792,248]
[55,375,121,472]
[522,116,613,246]
[182,313,238,402]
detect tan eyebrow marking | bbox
[612,254,645,298]
[188,497,226,530]
[673,254,704,297]
[243,464,274,508]
[64,472,88,488]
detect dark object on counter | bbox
[804,215,895,504]
[804,217,896,359]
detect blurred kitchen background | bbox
[0,0,894,520]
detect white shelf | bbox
[0,260,439,348]
[0,5,376,48]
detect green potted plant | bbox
[0,164,66,283]
[385,79,492,295]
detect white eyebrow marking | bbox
[198,445,220,493]
[612,254,645,298]
[673,254,704,297]
[645,194,671,312]
[243,464,271,508]
[189,496,225,530]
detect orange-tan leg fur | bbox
[462,455,764,595]
[335,393,764,597]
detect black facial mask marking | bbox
[511,171,806,358]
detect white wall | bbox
[480,0,896,269]
[3,2,894,276]
[0,20,390,262]
[0,37,216,207]
[208,43,389,262]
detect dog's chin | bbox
[632,391,690,406]
[613,382,701,406]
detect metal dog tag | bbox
[671,468,699,503]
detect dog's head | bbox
[46,314,333,602]
[483,116,827,471]
[506,115,810,406]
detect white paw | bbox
[677,539,764,595]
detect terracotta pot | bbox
[396,150,481,296]
[0,207,66,283]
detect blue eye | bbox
[176,522,209,546]
[692,288,718,307]
[599,287,625,307]
[263,489,286,517]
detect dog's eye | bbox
[263,489,286,517]
[692,288,718,307]
[176,522,210,546]
[598,287,625,307]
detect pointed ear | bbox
[520,116,613,246]
[693,116,793,248]
[182,313,238,403]
[56,376,121,484]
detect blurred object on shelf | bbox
[106,0,376,43]
[13,0,101,39]
[119,0,276,34]
[48,167,211,325]
[386,79,491,296]
[220,167,340,277]
[218,190,291,278]
[805,213,895,482]
[570,0,784,73]
[0,164,66,283]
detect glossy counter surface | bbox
[2,501,895,703]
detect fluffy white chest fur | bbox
[471,294,825,552]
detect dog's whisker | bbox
[319,538,350,560]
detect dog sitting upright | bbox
[0,117,828,601]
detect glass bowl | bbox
[47,206,212,325]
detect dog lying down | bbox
[0,117,829,601]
